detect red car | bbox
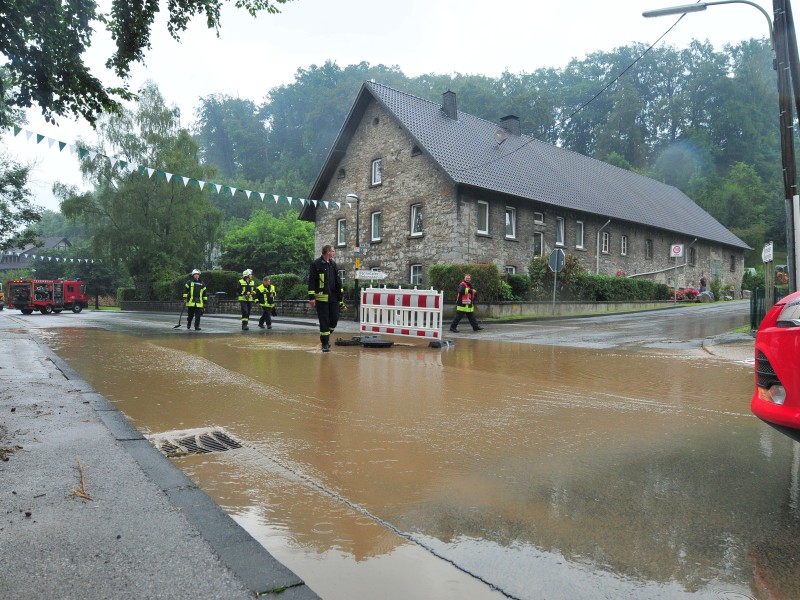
[752,290,800,441]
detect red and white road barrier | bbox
[359,287,443,339]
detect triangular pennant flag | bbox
[199,181,206,190]
[155,171,165,181]
[69,144,77,155]
[88,150,97,160]
[215,184,222,194]
[333,202,340,209]
[165,172,173,182]
[146,168,155,178]
[312,200,318,207]
[273,194,280,204]
[109,158,118,168]
[25,129,33,141]
[229,187,237,196]
[299,198,306,206]
[245,190,252,199]
[47,137,56,148]
[287,196,294,204]
[118,160,127,170]
[138,165,146,175]
[36,134,44,144]
[323,201,329,208]
[79,147,88,159]
[259,192,266,201]
[58,141,66,152]
[23,253,29,258]
[182,176,190,187]
[13,126,21,136]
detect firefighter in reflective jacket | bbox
[238,269,256,330]
[256,276,276,329]
[449,273,483,333]
[183,269,208,330]
[307,244,344,352]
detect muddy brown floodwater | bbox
[47,326,800,600]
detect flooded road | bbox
[21,304,800,599]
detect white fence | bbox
[359,287,444,340]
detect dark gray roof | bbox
[307,81,748,250]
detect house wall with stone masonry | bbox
[313,98,745,294]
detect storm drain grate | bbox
[147,428,243,458]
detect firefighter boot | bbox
[242,322,249,331]
[321,335,330,352]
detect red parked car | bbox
[752,290,800,442]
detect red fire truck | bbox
[6,279,89,314]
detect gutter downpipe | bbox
[596,220,612,274]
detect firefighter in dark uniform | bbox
[256,276,277,329]
[238,269,256,330]
[183,269,207,330]
[449,273,483,332]
[307,244,344,352]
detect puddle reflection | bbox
[49,328,800,600]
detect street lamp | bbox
[643,1,773,43]
[346,193,360,322]
[644,1,800,293]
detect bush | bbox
[429,264,503,302]
[527,254,671,301]
[742,267,764,292]
[506,273,532,300]
[117,287,136,305]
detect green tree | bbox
[59,83,222,299]
[193,95,267,182]
[0,151,40,251]
[219,209,313,276]
[0,0,292,128]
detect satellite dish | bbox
[495,129,507,145]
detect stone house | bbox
[300,81,749,293]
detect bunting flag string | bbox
[7,125,346,210]
[7,251,98,264]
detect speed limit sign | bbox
[670,244,684,258]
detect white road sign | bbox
[355,270,388,280]
[670,244,684,258]
[762,241,774,263]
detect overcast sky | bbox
[3,0,772,212]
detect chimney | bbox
[442,90,457,120]
[500,115,521,136]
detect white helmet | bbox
[243,269,253,277]
[191,269,201,275]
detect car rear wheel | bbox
[42,305,53,314]
[72,304,83,313]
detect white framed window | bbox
[371,158,382,186]
[505,207,517,239]
[601,231,610,254]
[410,264,423,285]
[621,235,628,256]
[575,220,584,249]
[477,201,489,234]
[371,211,382,242]
[337,219,347,247]
[410,204,423,236]
[505,266,517,275]
[534,212,544,224]
[555,217,565,246]
[532,232,543,257]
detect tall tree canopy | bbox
[0,0,292,128]
[59,82,223,299]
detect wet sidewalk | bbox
[0,327,320,599]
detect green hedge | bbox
[429,264,504,302]
[528,255,671,301]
